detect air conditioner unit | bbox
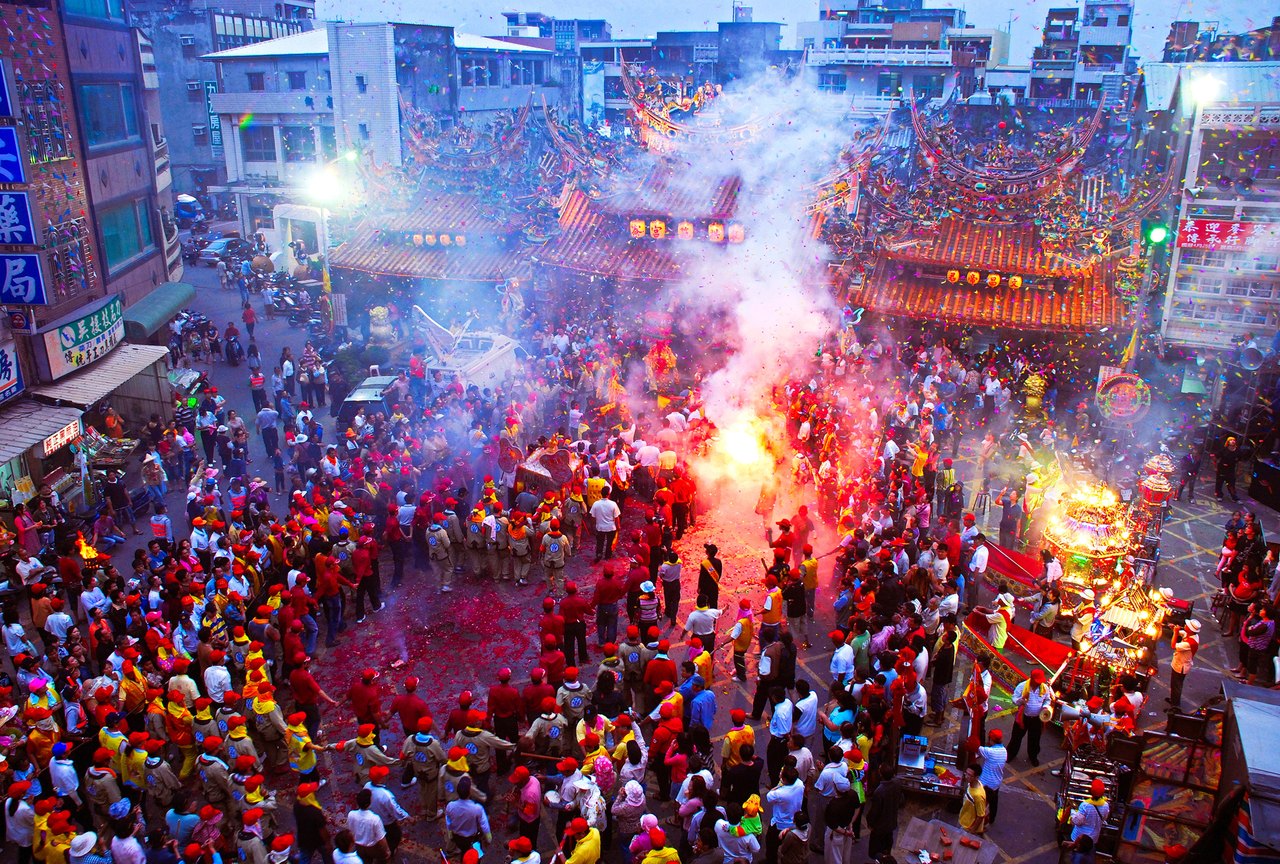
[186,81,201,91]
[179,34,197,46]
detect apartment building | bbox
[1142,59,1280,351]
[126,0,312,201]
[796,0,1008,110]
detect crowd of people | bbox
[0,312,1174,864]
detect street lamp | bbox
[305,153,356,287]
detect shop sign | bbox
[40,418,81,458]
[0,253,46,305]
[41,294,123,380]
[0,192,36,245]
[0,341,22,405]
[0,127,25,183]
[0,63,12,118]
[7,310,33,334]
[1177,219,1280,251]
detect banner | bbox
[38,294,123,380]
[1177,219,1280,251]
[0,340,24,404]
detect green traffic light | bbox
[1148,226,1169,243]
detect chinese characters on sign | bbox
[0,343,24,405]
[205,81,222,147]
[40,418,81,458]
[41,295,123,380]
[0,127,26,184]
[1177,219,1280,251]
[0,193,35,245]
[0,253,46,305]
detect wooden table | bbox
[894,817,1000,864]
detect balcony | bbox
[1078,24,1131,46]
[209,91,331,116]
[805,46,952,67]
[1073,61,1122,83]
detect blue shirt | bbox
[166,810,201,846]
[690,689,717,730]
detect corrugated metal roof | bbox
[33,344,171,408]
[380,194,519,234]
[330,228,531,281]
[0,400,82,464]
[1142,63,1181,112]
[1142,61,1280,117]
[850,257,1123,331]
[535,227,683,280]
[455,33,552,53]
[203,29,328,60]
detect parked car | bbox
[197,237,255,266]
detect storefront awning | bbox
[123,282,196,342]
[32,344,171,408]
[0,400,83,464]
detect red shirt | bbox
[282,631,304,665]
[561,595,591,624]
[539,612,565,644]
[625,565,650,594]
[487,682,523,720]
[347,680,382,723]
[540,648,566,687]
[521,682,556,724]
[643,523,662,555]
[389,692,430,736]
[290,667,321,706]
[592,576,627,606]
[945,531,962,566]
[644,655,677,689]
[446,706,472,737]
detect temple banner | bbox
[1177,219,1280,251]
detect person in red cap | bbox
[561,582,592,668]
[486,669,522,774]
[642,640,677,708]
[562,815,601,864]
[1008,667,1052,767]
[527,698,569,758]
[508,766,542,845]
[541,519,572,594]
[522,670,555,726]
[445,691,476,740]
[333,723,397,786]
[6,781,33,858]
[453,709,516,797]
[388,676,431,765]
[540,636,567,690]
[399,717,446,817]
[347,669,384,741]
[539,597,565,647]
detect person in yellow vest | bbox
[119,732,149,802]
[98,712,128,776]
[584,472,608,511]
[24,707,60,771]
[721,708,756,768]
[689,638,713,684]
[39,810,75,864]
[799,545,819,625]
[760,575,784,645]
[608,713,637,762]
[285,711,323,785]
[118,661,147,714]
[143,688,168,743]
[728,599,756,682]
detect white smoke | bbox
[663,75,867,431]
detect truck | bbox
[174,194,206,228]
[410,306,526,392]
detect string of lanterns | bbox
[628,219,745,243]
[945,269,1024,289]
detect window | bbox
[187,81,203,102]
[319,126,337,160]
[281,126,315,162]
[1179,249,1228,268]
[240,125,276,162]
[877,71,902,96]
[359,123,370,141]
[99,199,155,271]
[913,74,944,99]
[288,71,306,91]
[355,75,367,94]
[462,59,502,87]
[78,83,138,148]
[802,38,815,48]
[64,0,123,19]
[247,73,265,91]
[1219,307,1245,323]
[192,124,208,145]
[818,72,846,93]
[1116,14,1129,26]
[510,59,545,86]
[1246,307,1270,325]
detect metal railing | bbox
[805,46,953,66]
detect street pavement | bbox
[93,253,1265,864]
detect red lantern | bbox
[966,271,980,285]
[649,220,667,239]
[946,270,959,283]
[1009,275,1023,290]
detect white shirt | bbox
[768,699,793,737]
[204,664,231,704]
[1013,680,1052,715]
[814,762,851,797]
[830,644,855,681]
[282,359,295,378]
[364,783,410,825]
[636,445,660,468]
[969,544,989,573]
[794,692,819,736]
[346,808,387,846]
[589,498,621,532]
[684,608,721,636]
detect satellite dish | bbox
[1241,346,1264,371]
